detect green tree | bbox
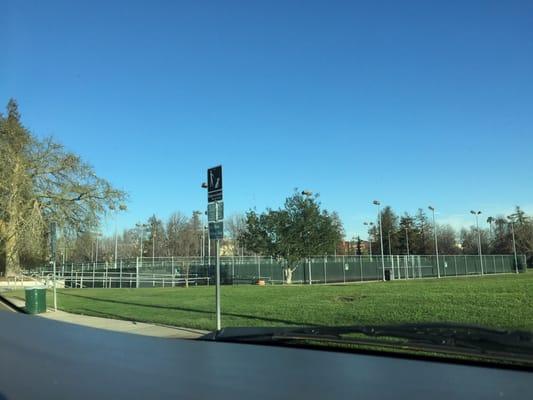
[397,214,415,255]
[238,191,343,284]
[0,99,126,275]
[412,208,431,255]
[508,207,533,256]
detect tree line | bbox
[364,206,532,258]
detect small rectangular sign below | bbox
[207,201,224,222]
[209,221,224,240]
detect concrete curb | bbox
[0,294,27,313]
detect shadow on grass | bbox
[59,291,316,327]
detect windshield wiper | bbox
[207,323,533,364]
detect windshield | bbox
[1,0,532,368]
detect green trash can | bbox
[25,286,47,314]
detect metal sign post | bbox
[207,165,223,331]
[50,222,58,311]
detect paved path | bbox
[0,302,14,312]
[0,295,208,339]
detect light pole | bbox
[373,200,386,281]
[95,233,100,268]
[405,227,410,258]
[152,230,156,267]
[470,210,484,275]
[508,216,519,274]
[302,191,313,284]
[110,204,127,269]
[135,223,148,267]
[428,206,440,278]
[363,222,374,260]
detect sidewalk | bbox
[1,295,208,339]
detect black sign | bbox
[207,165,223,202]
[209,221,224,240]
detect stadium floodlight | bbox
[301,190,313,196]
[372,200,385,281]
[135,223,149,266]
[428,206,440,278]
[110,204,127,269]
[507,216,519,274]
[201,182,208,189]
[470,210,484,275]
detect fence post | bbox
[397,255,400,279]
[464,255,468,275]
[343,261,346,284]
[360,256,363,282]
[492,255,496,274]
[81,263,84,287]
[418,256,422,278]
[258,256,261,280]
[70,263,74,288]
[232,256,235,285]
[323,257,327,284]
[454,255,458,276]
[136,257,140,288]
[92,264,96,288]
[119,260,123,288]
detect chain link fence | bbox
[31,254,527,289]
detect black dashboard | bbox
[0,311,531,399]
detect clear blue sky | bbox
[2,0,533,237]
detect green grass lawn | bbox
[6,273,533,332]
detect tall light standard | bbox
[428,206,440,278]
[193,210,203,259]
[152,230,156,267]
[405,227,410,258]
[507,216,519,274]
[135,223,148,266]
[302,191,313,284]
[373,200,386,281]
[470,210,484,275]
[95,232,101,268]
[110,204,127,269]
[363,222,374,260]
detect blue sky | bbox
[2,0,533,237]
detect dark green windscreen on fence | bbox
[40,254,523,288]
